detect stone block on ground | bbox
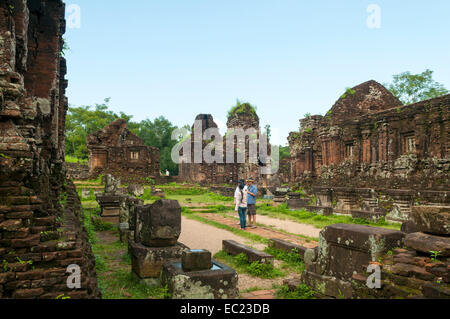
[302,270,353,299]
[303,205,333,216]
[283,277,302,291]
[401,220,422,234]
[222,240,273,264]
[135,200,181,247]
[411,206,450,236]
[315,224,405,281]
[351,210,386,223]
[405,232,450,257]
[268,238,308,258]
[421,282,450,299]
[287,198,312,210]
[127,184,144,197]
[161,259,239,299]
[129,241,188,279]
[182,250,213,272]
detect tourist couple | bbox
[234,178,258,230]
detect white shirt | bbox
[234,187,248,211]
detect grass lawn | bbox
[256,203,402,231]
[82,207,170,299]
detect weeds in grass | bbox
[264,247,305,274]
[256,203,401,230]
[138,188,161,201]
[165,187,208,196]
[82,208,99,244]
[274,284,315,299]
[182,208,267,244]
[214,251,284,279]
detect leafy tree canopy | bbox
[385,69,448,105]
[65,99,188,175]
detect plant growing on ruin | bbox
[7,3,14,14]
[275,284,315,299]
[2,260,10,272]
[16,257,33,266]
[340,87,356,99]
[430,251,441,262]
[227,99,258,120]
[60,38,70,57]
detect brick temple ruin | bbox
[178,105,273,186]
[0,1,100,298]
[86,119,160,182]
[288,80,449,222]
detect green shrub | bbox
[275,284,315,299]
[206,192,234,202]
[215,252,284,279]
[92,216,114,231]
[139,188,162,201]
[165,187,208,196]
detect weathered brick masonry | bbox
[87,119,160,183]
[288,80,449,221]
[0,0,100,298]
[178,106,273,186]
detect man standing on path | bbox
[246,178,258,228]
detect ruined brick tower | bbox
[288,80,449,222]
[178,104,270,185]
[0,1,100,298]
[86,119,160,182]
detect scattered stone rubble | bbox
[299,207,450,299]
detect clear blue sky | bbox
[64,0,450,146]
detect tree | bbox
[264,124,271,142]
[65,100,187,176]
[135,116,181,176]
[385,69,449,105]
[279,146,290,160]
[65,98,130,159]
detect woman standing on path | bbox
[234,180,248,230]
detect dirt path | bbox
[224,212,321,239]
[179,216,266,254]
[199,213,318,249]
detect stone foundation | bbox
[129,241,188,279]
[161,259,239,299]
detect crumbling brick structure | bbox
[0,1,100,298]
[303,207,450,299]
[178,106,272,186]
[288,80,449,221]
[86,119,160,183]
